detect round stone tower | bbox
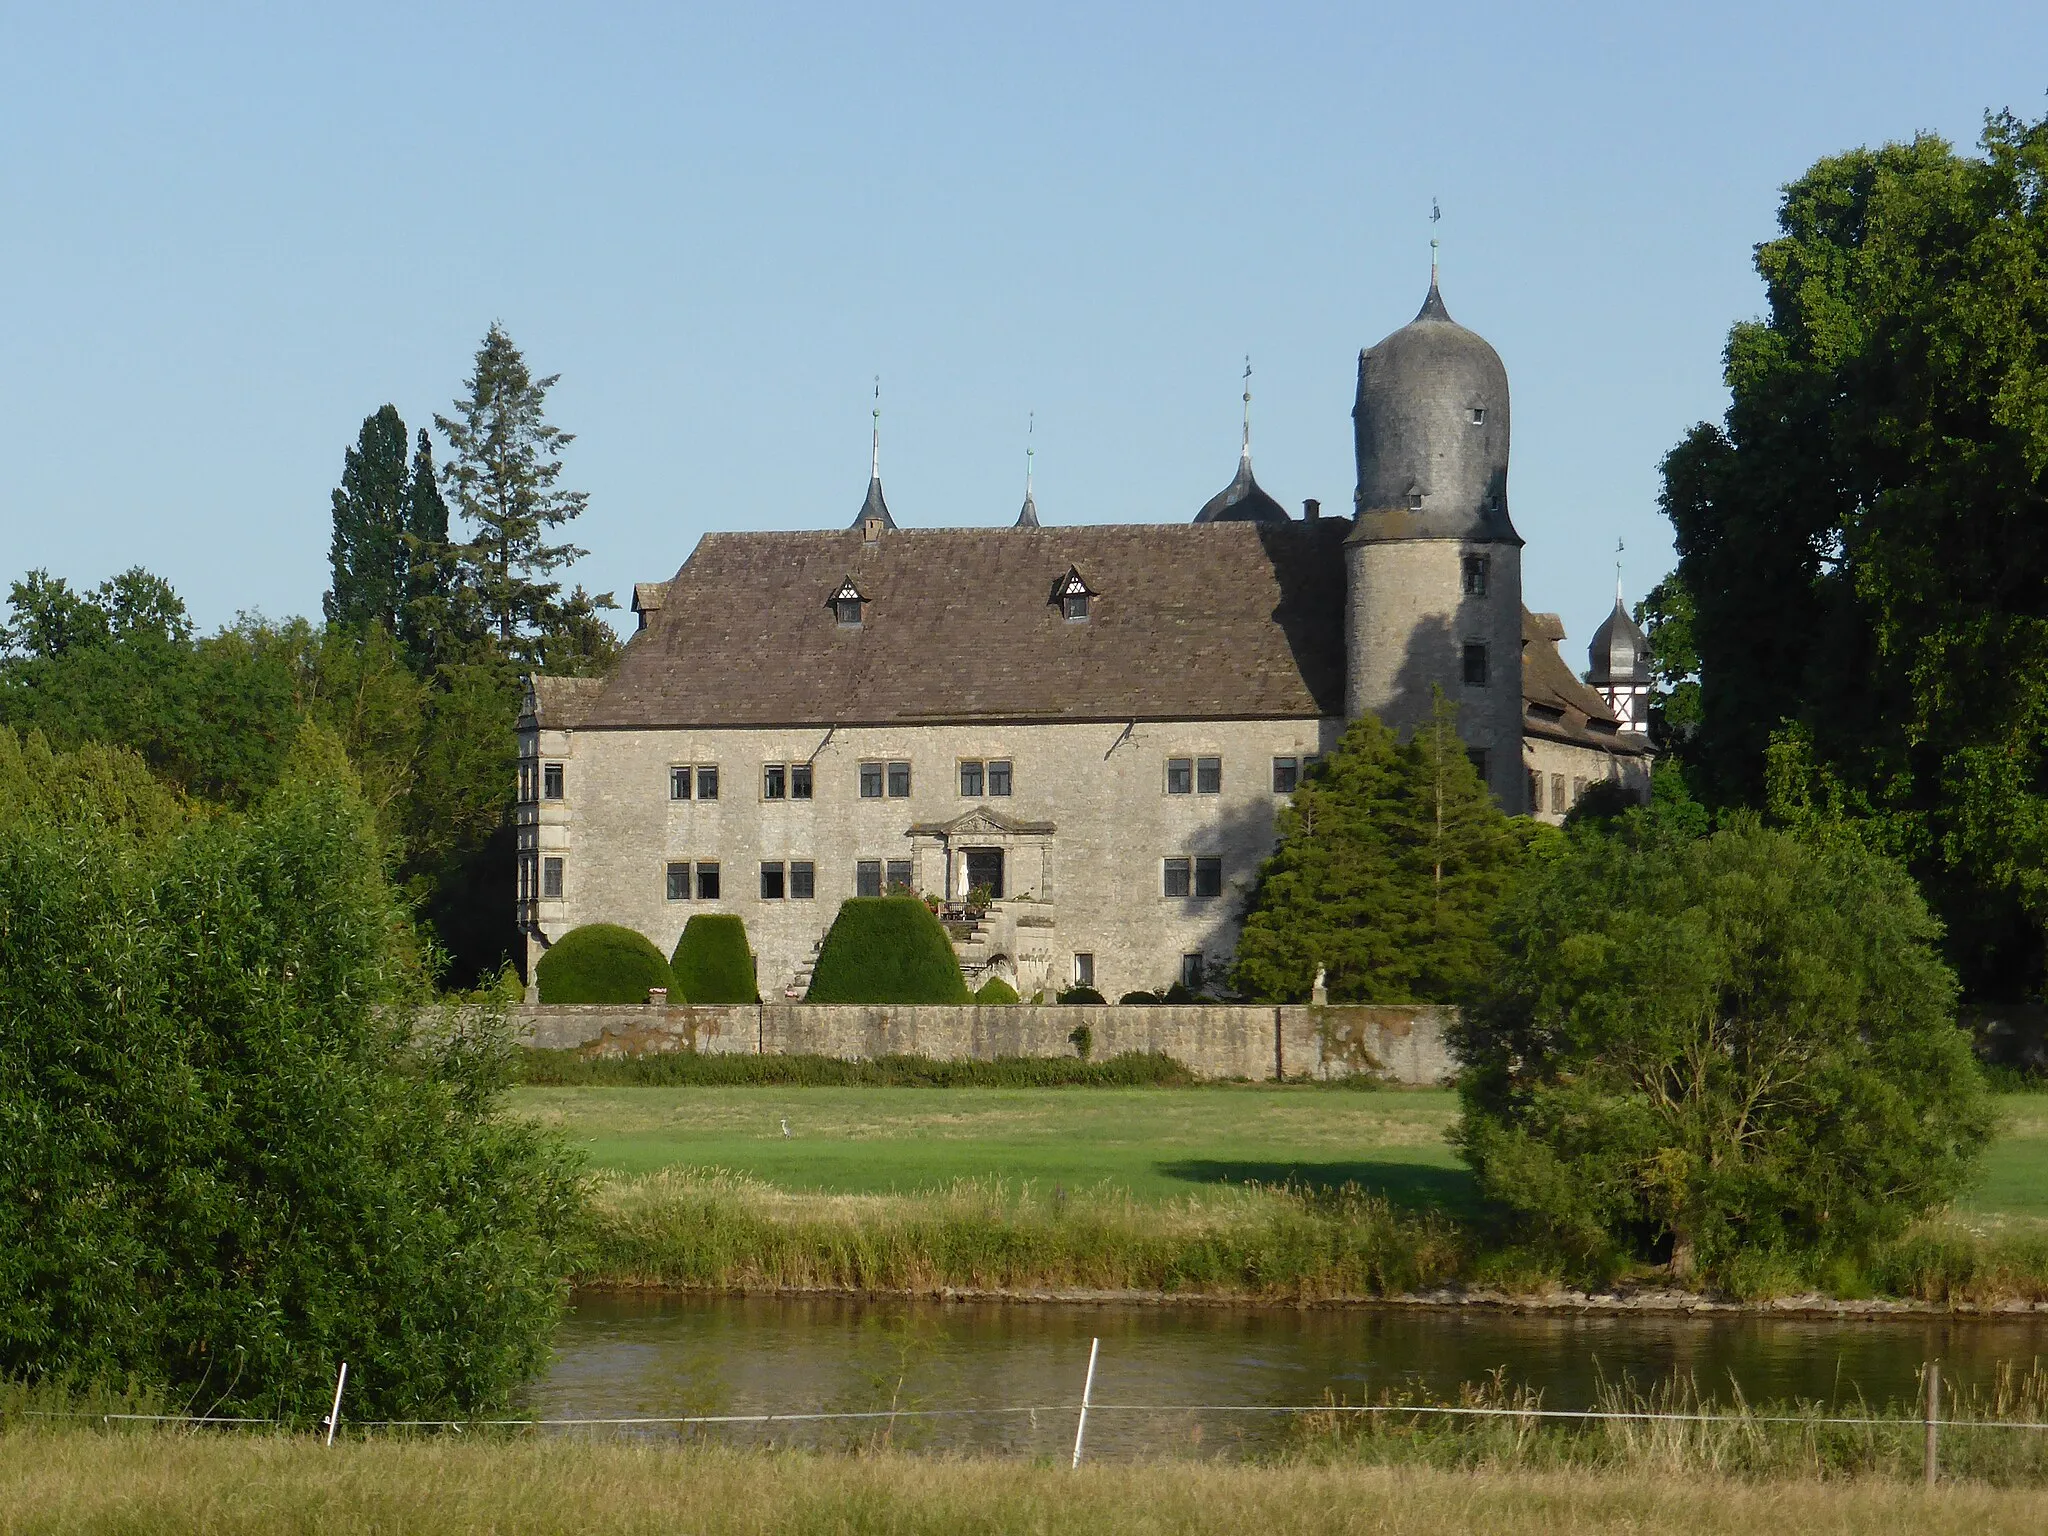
[1345,271,1526,808]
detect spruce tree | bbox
[1230,692,1526,1003]
[324,406,412,635]
[435,326,590,658]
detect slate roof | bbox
[1521,610,1649,756]
[524,674,608,730]
[1195,452,1291,523]
[1587,596,1651,686]
[574,521,1351,729]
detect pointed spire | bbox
[1241,356,1253,460]
[1615,538,1625,604]
[851,376,896,531]
[1417,199,1452,322]
[1015,411,1040,527]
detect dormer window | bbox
[1051,566,1095,623]
[1407,491,1424,511]
[828,576,866,627]
[1469,406,1487,425]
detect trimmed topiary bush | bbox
[1056,985,1105,1004]
[805,897,971,1004]
[973,976,1019,1004]
[535,924,673,1005]
[670,914,758,1003]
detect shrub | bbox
[973,976,1019,1004]
[1057,985,1105,1004]
[535,924,673,1005]
[0,723,579,1420]
[804,897,971,1004]
[1453,815,1995,1279]
[1120,990,1162,1005]
[1068,1023,1094,1059]
[669,914,758,1003]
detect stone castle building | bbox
[515,273,1650,998]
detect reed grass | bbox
[576,1168,1468,1297]
[4,1430,2047,1534]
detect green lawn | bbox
[505,1086,2048,1224]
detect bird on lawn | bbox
[780,1118,791,1138]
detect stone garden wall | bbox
[513,1001,1455,1085]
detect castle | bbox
[515,272,1652,999]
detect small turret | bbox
[1194,358,1289,524]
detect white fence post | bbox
[1924,1359,1940,1486]
[1070,1337,1100,1470]
[323,1362,349,1446]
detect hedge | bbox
[670,914,758,1003]
[534,924,673,1005]
[804,897,971,1004]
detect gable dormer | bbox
[1050,566,1095,623]
[828,576,867,628]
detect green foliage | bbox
[0,727,189,840]
[323,405,413,639]
[803,897,971,1004]
[972,976,1019,1004]
[435,325,616,664]
[670,914,759,1004]
[1453,816,1995,1278]
[1635,574,1702,750]
[1056,987,1105,1005]
[1068,1023,1093,1059]
[0,729,579,1418]
[1232,697,1527,1003]
[535,923,674,1005]
[1659,109,2048,1001]
[517,1049,1198,1088]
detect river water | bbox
[533,1292,2048,1459]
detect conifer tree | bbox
[324,406,412,635]
[395,427,465,671]
[435,326,591,659]
[1231,692,1527,1003]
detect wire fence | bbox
[19,1348,2046,1481]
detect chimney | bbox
[1303,499,1320,521]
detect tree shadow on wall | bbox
[1157,1157,1482,1219]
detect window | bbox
[518,762,536,802]
[669,765,692,801]
[1408,492,1423,511]
[696,765,720,800]
[1272,756,1299,794]
[1469,406,1487,425]
[541,857,564,899]
[761,862,786,900]
[1062,592,1090,621]
[1166,758,1193,795]
[666,862,691,901]
[860,762,884,798]
[1462,642,1489,688]
[1572,776,1588,805]
[1163,857,1192,897]
[1551,773,1567,814]
[542,762,564,800]
[1194,856,1223,898]
[695,862,721,900]
[1467,748,1489,784]
[1181,953,1205,990]
[960,761,984,797]
[988,760,1012,796]
[1053,567,1094,622]
[763,764,787,800]
[1074,952,1095,987]
[1196,756,1221,794]
[886,859,913,892]
[1462,554,1490,596]
[518,853,534,902]
[886,760,911,798]
[856,859,883,897]
[829,576,866,627]
[1527,769,1541,813]
[791,763,814,800]
[958,759,1012,797]
[790,861,816,899]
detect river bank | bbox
[574,1168,2048,1310]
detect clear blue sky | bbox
[4,3,2044,658]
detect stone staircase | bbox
[948,899,1057,996]
[785,934,826,999]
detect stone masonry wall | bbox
[513,1001,1455,1085]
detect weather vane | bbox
[1026,410,1035,494]
[870,376,881,479]
[1241,356,1253,454]
[1430,199,1442,279]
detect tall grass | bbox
[1284,1361,2048,1484]
[519,1049,1204,1088]
[6,1432,2048,1534]
[577,1169,1467,1297]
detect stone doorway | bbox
[963,847,1005,900]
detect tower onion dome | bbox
[1349,275,1521,546]
[1195,453,1289,522]
[1587,596,1651,687]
